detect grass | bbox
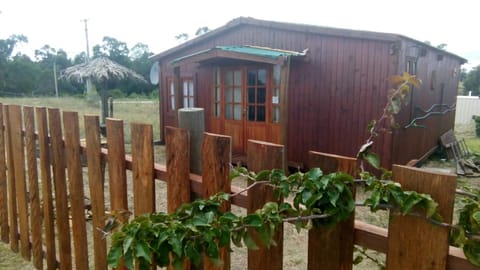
[0,96,161,143]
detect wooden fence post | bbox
[6,105,30,260]
[106,118,128,270]
[202,133,231,270]
[307,151,357,270]
[165,126,190,270]
[131,123,155,215]
[64,111,89,269]
[106,119,128,215]
[23,106,43,269]
[84,115,108,270]
[386,165,456,270]
[0,103,8,243]
[4,105,18,253]
[48,108,72,269]
[166,126,190,213]
[36,107,57,269]
[247,140,285,270]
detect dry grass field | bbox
[0,97,479,269]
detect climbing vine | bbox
[105,72,480,268]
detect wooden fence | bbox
[0,103,477,269]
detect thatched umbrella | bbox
[62,57,146,83]
[61,57,147,124]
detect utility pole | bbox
[82,19,91,63]
[82,19,94,96]
[53,56,58,97]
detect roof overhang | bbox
[171,45,308,67]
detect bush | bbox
[109,88,126,99]
[473,115,480,137]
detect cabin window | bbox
[225,69,242,120]
[272,65,281,123]
[182,79,195,108]
[247,68,267,122]
[213,67,221,117]
[406,58,417,75]
[167,78,175,111]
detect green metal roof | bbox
[215,45,307,58]
[171,45,307,65]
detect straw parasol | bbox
[61,57,147,125]
[61,57,146,83]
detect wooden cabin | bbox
[152,17,466,169]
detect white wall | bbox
[455,96,480,124]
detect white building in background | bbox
[455,96,480,124]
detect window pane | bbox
[258,69,266,86]
[215,67,220,84]
[170,81,175,94]
[183,81,188,95]
[225,71,233,85]
[234,88,242,102]
[273,107,280,122]
[225,88,233,102]
[234,105,242,120]
[189,97,194,107]
[258,88,266,103]
[257,106,265,122]
[248,87,255,103]
[183,97,188,108]
[215,87,220,102]
[214,103,220,117]
[226,105,232,119]
[189,82,194,96]
[234,70,242,85]
[171,96,175,110]
[248,106,255,121]
[247,70,256,85]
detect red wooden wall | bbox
[156,18,464,169]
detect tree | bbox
[93,36,130,67]
[463,66,480,96]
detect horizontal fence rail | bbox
[0,103,477,269]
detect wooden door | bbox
[223,67,269,154]
[223,68,244,153]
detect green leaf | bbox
[328,189,340,207]
[256,170,271,181]
[123,235,134,252]
[425,200,439,218]
[207,242,220,258]
[353,255,364,265]
[402,192,423,215]
[302,190,313,204]
[169,237,183,257]
[243,233,258,250]
[135,241,151,263]
[244,214,263,228]
[364,152,380,169]
[107,245,122,268]
[306,168,323,180]
[472,211,480,225]
[185,243,201,266]
[295,220,303,233]
[463,240,480,267]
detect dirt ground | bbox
[1,138,478,269]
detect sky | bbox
[1,0,479,69]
